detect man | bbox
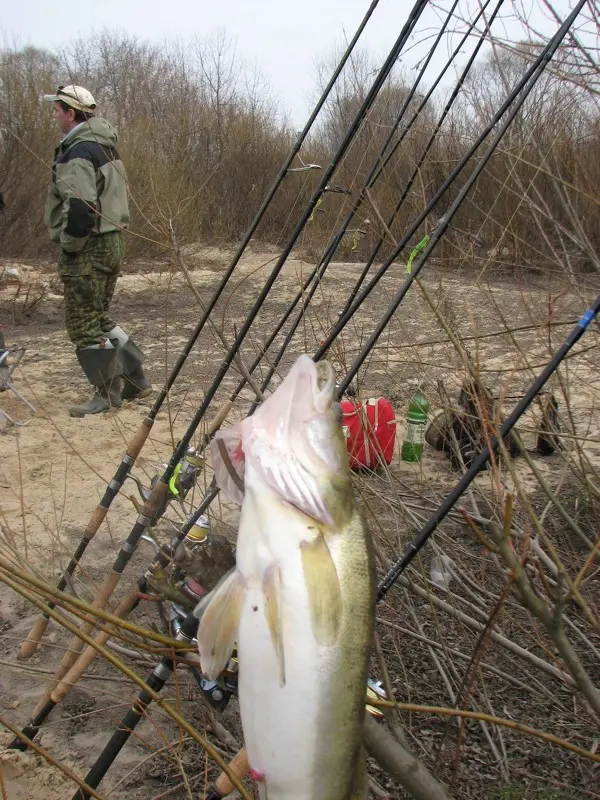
[43,84,151,417]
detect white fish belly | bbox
[237,549,328,797]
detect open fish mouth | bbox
[209,354,346,519]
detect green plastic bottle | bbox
[401,390,430,462]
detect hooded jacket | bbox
[45,117,130,253]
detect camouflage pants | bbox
[58,232,125,348]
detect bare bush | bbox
[0,32,303,260]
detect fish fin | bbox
[263,564,285,687]
[300,533,342,646]
[210,423,246,504]
[197,569,245,679]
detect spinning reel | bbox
[127,442,206,519]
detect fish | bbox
[197,353,376,799]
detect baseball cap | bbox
[43,85,97,113]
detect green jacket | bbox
[45,117,130,253]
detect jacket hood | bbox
[61,117,119,149]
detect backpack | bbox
[340,397,397,470]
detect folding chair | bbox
[0,333,36,427]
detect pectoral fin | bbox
[300,533,342,646]
[197,569,245,679]
[263,563,285,687]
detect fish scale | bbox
[198,355,376,799]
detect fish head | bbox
[211,355,353,529]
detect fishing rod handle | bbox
[17,503,111,660]
[211,748,250,798]
[18,504,113,661]
[112,483,171,577]
[138,479,170,525]
[51,590,140,706]
[18,615,49,659]
[126,415,154,459]
[30,571,121,717]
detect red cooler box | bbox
[340,397,396,470]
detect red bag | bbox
[340,397,397,470]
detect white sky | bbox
[0,0,582,126]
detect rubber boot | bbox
[69,345,123,418]
[106,326,152,401]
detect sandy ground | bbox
[1,245,599,798]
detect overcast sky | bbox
[0,0,582,126]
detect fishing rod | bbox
[246,0,506,411]
[313,0,589,368]
[9,482,221,751]
[338,0,507,318]
[376,296,599,600]
[17,0,384,661]
[11,0,431,745]
[330,0,589,395]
